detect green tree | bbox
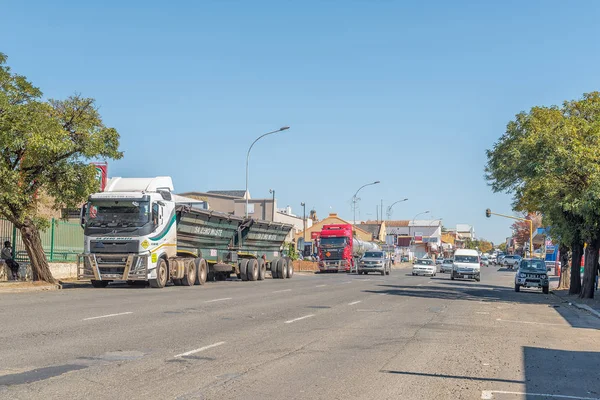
[479,240,493,254]
[0,53,122,283]
[498,243,507,252]
[485,92,600,298]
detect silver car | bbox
[412,258,436,276]
[440,258,453,273]
[358,251,391,276]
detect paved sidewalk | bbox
[0,280,61,293]
[551,283,600,319]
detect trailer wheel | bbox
[149,258,168,288]
[239,259,249,281]
[277,258,288,279]
[172,279,182,286]
[257,258,266,280]
[271,258,280,279]
[181,259,196,286]
[195,259,207,285]
[286,260,294,279]
[247,259,259,281]
[91,280,109,288]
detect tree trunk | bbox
[19,218,56,284]
[580,237,599,299]
[569,240,583,295]
[557,244,570,290]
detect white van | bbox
[451,249,481,281]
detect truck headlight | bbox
[519,272,526,278]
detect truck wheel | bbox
[239,259,249,281]
[450,273,455,280]
[195,259,207,285]
[271,258,280,279]
[247,259,259,281]
[386,267,391,276]
[257,258,266,280]
[286,261,294,279]
[172,279,182,286]
[277,258,287,279]
[91,280,109,288]
[181,260,196,286]
[515,283,520,292]
[542,286,549,294]
[149,258,168,288]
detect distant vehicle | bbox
[515,258,549,294]
[358,251,391,276]
[317,224,379,273]
[497,254,506,265]
[440,258,453,273]
[503,255,522,270]
[480,255,490,267]
[412,258,436,276]
[401,256,409,263]
[489,254,497,264]
[451,249,481,281]
[436,258,444,265]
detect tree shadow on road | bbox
[363,281,600,330]
[521,347,600,399]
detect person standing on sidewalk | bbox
[1,241,19,281]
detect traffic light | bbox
[485,208,491,218]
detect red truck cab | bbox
[318,224,354,272]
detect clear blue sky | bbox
[3,0,600,244]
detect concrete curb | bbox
[570,302,600,319]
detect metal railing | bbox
[0,218,83,263]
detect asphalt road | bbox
[1,265,599,400]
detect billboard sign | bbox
[414,232,423,241]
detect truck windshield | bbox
[86,200,150,228]
[320,237,347,247]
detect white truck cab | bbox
[451,249,481,281]
[79,177,202,287]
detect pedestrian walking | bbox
[1,241,20,280]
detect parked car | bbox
[480,255,490,267]
[440,258,453,273]
[503,255,522,270]
[451,249,481,281]
[515,258,550,294]
[435,258,444,265]
[358,251,391,276]
[412,259,436,276]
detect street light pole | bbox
[301,202,306,242]
[269,189,275,221]
[410,210,430,238]
[352,181,381,226]
[386,198,408,220]
[245,126,290,217]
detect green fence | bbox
[0,218,83,262]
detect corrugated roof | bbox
[206,190,247,198]
[385,220,410,227]
[357,224,380,238]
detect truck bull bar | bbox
[78,253,149,281]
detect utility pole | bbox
[301,202,306,242]
[380,199,383,223]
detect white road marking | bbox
[496,318,565,326]
[315,284,327,287]
[83,312,133,321]
[476,312,490,315]
[284,314,315,324]
[482,390,600,399]
[174,341,226,358]
[272,289,292,293]
[348,301,362,305]
[205,297,232,303]
[417,283,424,286]
[338,281,352,285]
[379,293,387,296]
